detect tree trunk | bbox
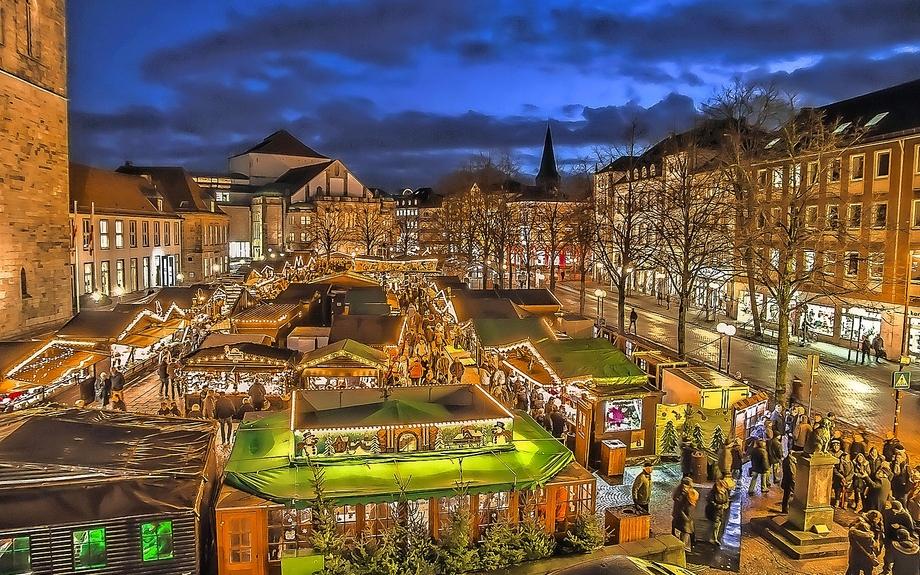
[616,277,627,332]
[773,280,793,407]
[677,294,688,358]
[745,260,762,337]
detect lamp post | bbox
[594,288,607,328]
[847,307,867,362]
[716,322,736,373]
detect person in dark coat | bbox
[767,434,783,484]
[748,440,770,495]
[248,380,266,411]
[549,404,567,439]
[730,438,744,479]
[109,366,125,393]
[157,359,169,397]
[860,335,872,365]
[781,451,797,513]
[884,501,915,574]
[873,334,886,363]
[865,466,893,512]
[847,518,879,575]
[680,438,695,478]
[629,308,638,333]
[214,391,236,444]
[890,529,920,575]
[706,479,731,545]
[236,397,255,420]
[672,477,698,552]
[834,452,854,509]
[167,400,181,417]
[716,439,734,482]
[632,465,653,514]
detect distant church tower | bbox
[0,0,73,336]
[535,124,561,191]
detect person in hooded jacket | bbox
[847,518,879,575]
[672,477,698,552]
[890,528,920,575]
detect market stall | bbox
[297,339,389,389]
[178,344,300,412]
[231,303,302,342]
[0,340,108,410]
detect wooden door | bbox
[217,510,266,575]
[574,398,593,468]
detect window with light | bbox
[73,527,106,569]
[141,521,174,562]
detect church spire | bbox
[535,123,560,190]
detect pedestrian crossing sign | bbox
[892,371,911,390]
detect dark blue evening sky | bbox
[67,0,920,191]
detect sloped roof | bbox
[494,289,561,308]
[69,164,164,215]
[298,339,388,370]
[452,293,523,322]
[272,162,334,190]
[233,130,328,159]
[116,165,216,213]
[534,338,648,385]
[0,407,216,530]
[472,317,552,348]
[329,315,403,347]
[56,310,137,340]
[818,77,920,142]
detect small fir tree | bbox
[370,434,381,454]
[437,493,479,575]
[691,423,705,450]
[478,518,525,570]
[660,420,679,454]
[564,513,605,553]
[518,494,555,561]
[434,428,445,450]
[305,459,353,575]
[709,425,726,453]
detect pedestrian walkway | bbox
[556,282,917,454]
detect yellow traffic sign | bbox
[892,371,911,390]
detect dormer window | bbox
[157,199,163,211]
[865,112,888,127]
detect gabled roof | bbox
[494,289,562,308]
[329,315,403,347]
[116,164,217,213]
[233,130,328,159]
[56,310,138,340]
[298,339,389,370]
[272,162,334,190]
[69,164,165,216]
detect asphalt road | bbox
[555,284,920,456]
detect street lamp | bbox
[716,322,737,373]
[594,288,607,328]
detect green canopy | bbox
[535,338,647,385]
[358,399,455,425]
[472,317,551,348]
[224,412,574,505]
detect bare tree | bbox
[351,204,394,256]
[308,204,350,261]
[648,126,736,357]
[534,200,574,293]
[592,123,660,332]
[734,101,866,405]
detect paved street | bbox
[556,282,919,455]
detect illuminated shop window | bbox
[0,536,31,575]
[73,527,106,570]
[141,521,174,562]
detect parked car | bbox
[550,554,695,575]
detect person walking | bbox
[632,465,653,514]
[873,334,887,363]
[706,479,731,546]
[202,389,216,419]
[214,391,236,445]
[109,366,125,395]
[94,372,110,408]
[157,358,169,397]
[749,439,770,495]
[768,433,783,485]
[781,451,796,513]
[629,308,639,334]
[860,335,872,365]
[672,477,698,552]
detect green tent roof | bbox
[472,317,552,348]
[535,338,647,385]
[224,412,574,505]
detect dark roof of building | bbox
[329,315,404,347]
[233,130,328,159]
[138,285,218,311]
[270,161,334,191]
[266,283,330,305]
[56,310,138,340]
[115,165,218,213]
[69,164,166,216]
[494,289,562,308]
[0,407,216,530]
[817,77,920,142]
[452,293,523,322]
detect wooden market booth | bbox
[0,339,109,410]
[179,343,301,413]
[214,384,595,575]
[297,339,389,389]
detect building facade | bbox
[0,0,73,336]
[70,164,183,301]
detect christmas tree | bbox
[709,425,726,452]
[691,423,705,450]
[433,428,445,450]
[323,441,334,456]
[660,420,679,454]
[370,434,381,454]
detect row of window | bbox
[791,249,884,279]
[0,521,173,574]
[757,149,901,190]
[83,219,179,250]
[82,255,176,295]
[205,224,228,246]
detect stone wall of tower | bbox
[0,0,73,337]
